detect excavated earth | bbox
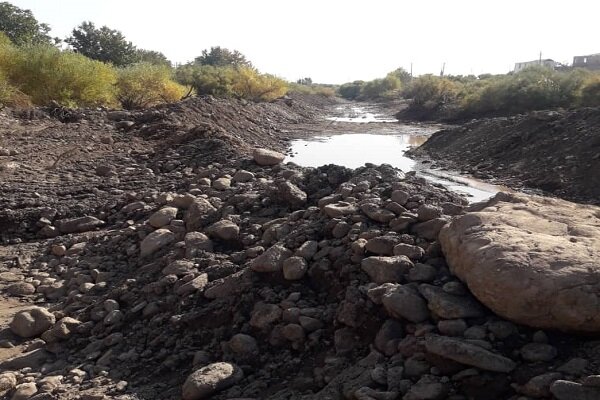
[409,107,600,205]
[0,96,598,400]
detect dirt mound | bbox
[410,107,600,204]
[0,95,328,242]
[0,97,598,400]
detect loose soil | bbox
[409,107,600,205]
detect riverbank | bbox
[0,96,598,400]
[409,107,600,205]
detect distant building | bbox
[573,53,600,70]
[513,59,557,72]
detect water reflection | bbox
[286,132,509,203]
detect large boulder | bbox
[182,362,243,400]
[10,307,56,338]
[253,148,285,166]
[439,193,600,332]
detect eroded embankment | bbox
[409,107,600,205]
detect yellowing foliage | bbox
[1,44,117,107]
[117,63,188,109]
[175,65,288,102]
[231,66,287,102]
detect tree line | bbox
[0,1,292,108]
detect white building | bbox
[513,59,557,72]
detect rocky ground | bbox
[0,96,598,400]
[408,107,600,205]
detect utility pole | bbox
[440,62,446,77]
[539,51,542,65]
[410,62,413,78]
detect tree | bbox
[117,63,186,109]
[297,77,313,85]
[388,68,412,85]
[134,49,171,67]
[0,2,53,45]
[66,21,136,66]
[194,46,252,68]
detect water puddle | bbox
[327,105,398,123]
[287,117,510,202]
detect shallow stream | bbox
[286,104,509,203]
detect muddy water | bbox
[286,104,509,203]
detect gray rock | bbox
[185,232,214,257]
[212,177,231,191]
[391,190,410,205]
[176,274,209,296]
[232,170,255,183]
[520,343,557,362]
[407,263,437,282]
[418,284,485,319]
[206,220,239,240]
[55,216,104,234]
[417,204,443,222]
[10,307,56,338]
[365,236,401,256]
[182,362,243,400]
[11,382,38,400]
[148,207,178,228]
[249,303,281,329]
[381,284,429,323]
[277,181,307,209]
[411,218,448,240]
[253,148,285,166]
[520,372,562,398]
[425,335,516,373]
[140,229,175,257]
[0,349,50,370]
[250,244,292,272]
[550,380,600,400]
[185,198,217,231]
[296,240,319,259]
[282,256,308,280]
[404,375,448,400]
[322,202,359,218]
[361,256,413,284]
[361,203,396,223]
[228,334,258,357]
[7,282,35,296]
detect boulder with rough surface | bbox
[440,193,600,332]
[182,362,243,400]
[10,307,56,338]
[253,148,285,166]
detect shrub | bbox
[359,74,401,100]
[117,63,187,109]
[2,44,117,107]
[338,81,364,100]
[175,64,287,102]
[403,75,461,108]
[288,83,336,97]
[0,72,30,107]
[579,75,600,106]
[231,66,287,102]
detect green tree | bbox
[388,67,412,85]
[66,21,136,66]
[194,46,252,68]
[134,49,171,67]
[0,1,53,45]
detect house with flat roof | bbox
[573,53,600,70]
[514,59,557,72]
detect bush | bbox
[578,74,600,106]
[2,44,117,107]
[359,74,401,100]
[175,65,287,102]
[0,72,30,107]
[117,63,188,109]
[403,75,461,108]
[338,81,364,100]
[288,83,336,97]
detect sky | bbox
[9,0,600,84]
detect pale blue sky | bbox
[9,0,600,83]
